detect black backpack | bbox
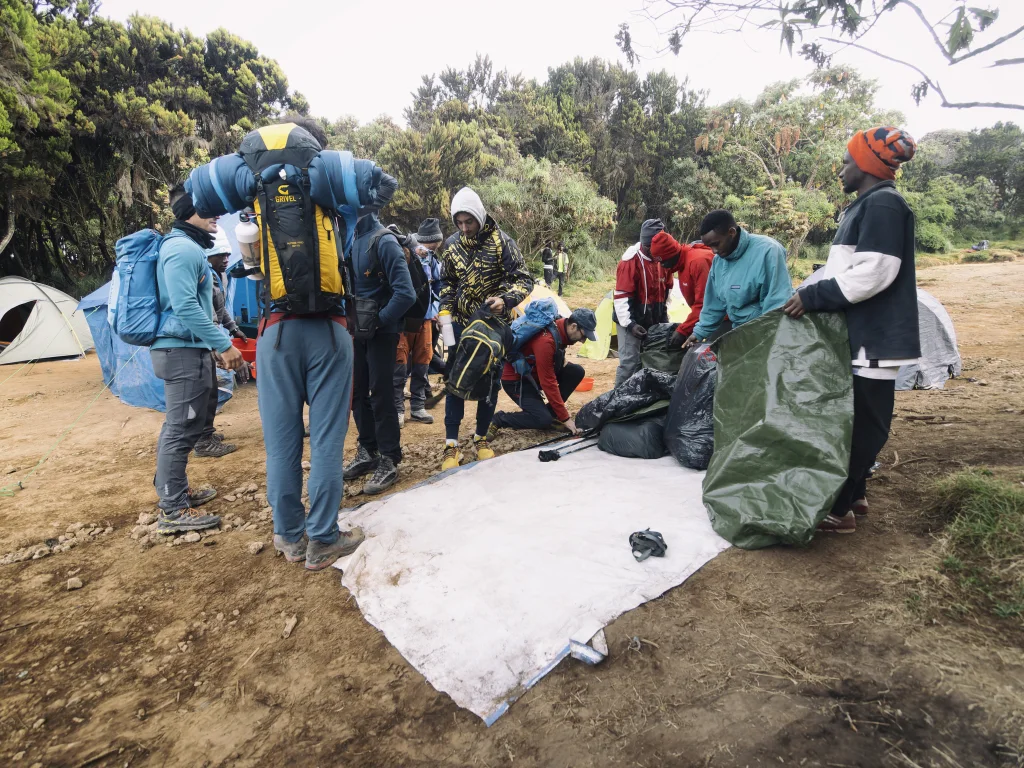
[364,228,432,332]
[446,307,513,401]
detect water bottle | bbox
[438,310,456,347]
[235,211,263,280]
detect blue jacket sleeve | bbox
[759,242,794,314]
[161,245,232,352]
[692,263,727,340]
[376,237,416,328]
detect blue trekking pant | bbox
[257,319,353,545]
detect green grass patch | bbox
[934,470,1024,622]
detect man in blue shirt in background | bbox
[152,185,244,533]
[682,209,793,348]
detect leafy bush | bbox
[916,221,952,253]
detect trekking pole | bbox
[539,438,600,463]
[525,428,598,452]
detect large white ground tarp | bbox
[335,446,730,724]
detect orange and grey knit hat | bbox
[847,127,917,180]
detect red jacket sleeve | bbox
[533,333,570,423]
[613,258,635,299]
[677,250,711,337]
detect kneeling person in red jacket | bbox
[649,231,715,348]
[489,309,598,437]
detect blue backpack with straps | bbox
[507,298,562,375]
[108,229,164,346]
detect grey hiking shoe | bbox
[193,438,238,458]
[363,456,398,495]
[157,506,221,533]
[343,445,379,480]
[273,534,308,563]
[186,487,217,507]
[305,528,365,571]
[410,408,434,424]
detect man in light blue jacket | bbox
[683,209,794,347]
[151,185,244,533]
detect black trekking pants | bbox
[352,333,402,464]
[492,363,586,431]
[831,375,895,516]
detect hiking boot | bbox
[441,445,463,471]
[410,408,434,424]
[193,438,238,458]
[157,506,221,533]
[211,432,225,442]
[852,498,869,517]
[474,436,495,462]
[485,423,501,442]
[398,412,406,429]
[305,528,365,571]
[817,511,856,534]
[424,389,446,410]
[186,487,217,507]
[343,445,379,480]
[363,456,398,495]
[273,534,308,563]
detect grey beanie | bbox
[417,218,444,244]
[640,218,665,248]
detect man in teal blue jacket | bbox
[151,185,244,533]
[683,209,793,347]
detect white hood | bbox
[450,187,487,229]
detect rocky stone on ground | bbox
[66,577,83,590]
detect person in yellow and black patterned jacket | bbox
[438,186,533,471]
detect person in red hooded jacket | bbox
[649,231,715,348]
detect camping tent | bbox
[800,270,960,390]
[0,277,94,365]
[579,285,690,361]
[76,283,235,412]
[513,284,571,318]
[896,289,962,390]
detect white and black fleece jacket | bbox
[798,181,920,366]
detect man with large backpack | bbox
[341,214,416,494]
[438,187,534,471]
[151,186,245,533]
[393,218,443,427]
[489,308,597,436]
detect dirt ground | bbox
[1,262,1023,768]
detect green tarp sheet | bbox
[702,310,854,549]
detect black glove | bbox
[628,322,647,340]
[668,328,687,350]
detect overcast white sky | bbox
[95,0,1023,139]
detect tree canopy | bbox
[1,4,1021,294]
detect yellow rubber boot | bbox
[474,436,495,462]
[441,444,462,471]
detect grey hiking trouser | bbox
[614,323,643,389]
[199,351,218,440]
[152,347,214,511]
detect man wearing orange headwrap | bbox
[784,127,919,535]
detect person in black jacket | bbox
[784,126,919,535]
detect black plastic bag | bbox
[597,416,668,459]
[576,369,676,432]
[639,323,684,374]
[664,344,717,470]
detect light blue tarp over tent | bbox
[77,282,234,412]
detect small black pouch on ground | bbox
[639,323,685,374]
[597,415,668,459]
[445,307,512,401]
[664,344,717,470]
[576,369,676,432]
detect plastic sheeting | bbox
[575,368,676,432]
[664,344,717,470]
[702,310,854,549]
[334,446,729,724]
[639,323,685,374]
[597,416,668,459]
